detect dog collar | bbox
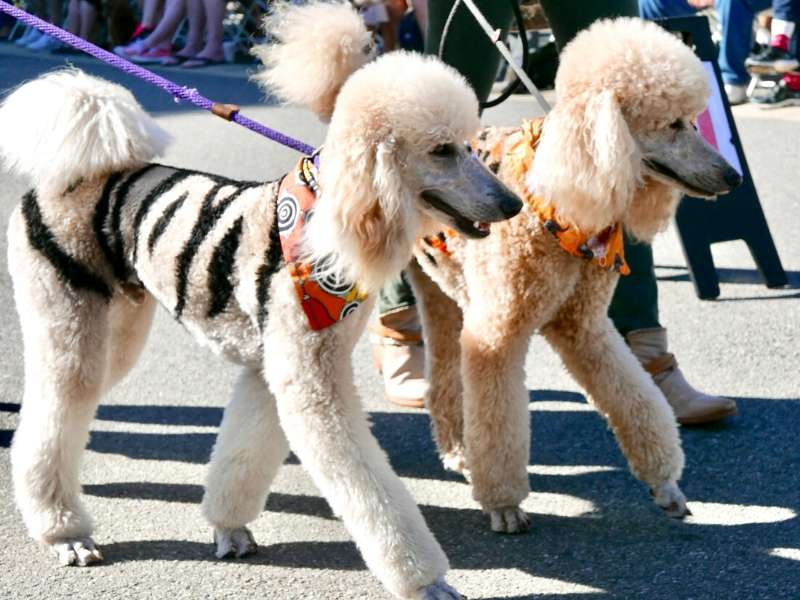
[277,155,368,330]
[508,119,631,276]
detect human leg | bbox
[721,0,771,82]
[181,0,224,65]
[638,0,696,20]
[608,233,660,335]
[609,233,737,425]
[78,0,98,40]
[426,0,513,103]
[115,0,184,60]
[374,271,428,408]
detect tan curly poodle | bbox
[410,17,742,533]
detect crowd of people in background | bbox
[1,0,243,67]
[0,0,796,103]
[0,0,428,66]
[1,0,797,103]
[640,0,800,106]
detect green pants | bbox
[380,0,661,335]
[608,232,660,335]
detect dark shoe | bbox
[746,46,799,74]
[751,79,800,108]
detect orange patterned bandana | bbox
[277,156,368,330]
[501,119,630,276]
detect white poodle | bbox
[0,2,521,598]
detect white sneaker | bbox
[15,27,42,46]
[724,83,748,106]
[113,38,146,57]
[26,33,63,51]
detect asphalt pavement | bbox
[0,43,798,599]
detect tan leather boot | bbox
[371,307,428,409]
[626,327,737,425]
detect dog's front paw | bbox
[441,449,470,481]
[488,506,530,533]
[415,577,465,600]
[651,481,691,519]
[213,526,258,558]
[52,537,103,566]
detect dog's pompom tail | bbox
[251,1,374,121]
[0,68,170,194]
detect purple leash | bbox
[0,0,316,156]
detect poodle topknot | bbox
[556,17,709,130]
[251,0,375,121]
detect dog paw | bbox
[488,506,531,533]
[441,450,470,481]
[52,538,103,567]
[415,577,465,599]
[651,481,691,519]
[213,527,258,559]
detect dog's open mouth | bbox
[643,159,718,198]
[421,190,491,238]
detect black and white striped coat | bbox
[15,164,283,366]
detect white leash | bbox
[455,0,552,113]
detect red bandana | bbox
[277,156,368,330]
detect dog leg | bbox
[542,313,688,518]
[202,367,290,558]
[406,262,466,475]
[460,310,533,534]
[103,286,156,391]
[263,280,458,600]
[8,235,111,565]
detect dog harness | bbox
[277,155,368,330]
[508,119,630,275]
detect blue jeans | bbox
[640,0,772,84]
[772,0,800,21]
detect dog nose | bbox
[723,166,742,189]
[495,191,523,217]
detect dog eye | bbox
[430,143,455,157]
[669,119,684,130]
[464,141,473,153]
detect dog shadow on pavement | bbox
[1,393,798,599]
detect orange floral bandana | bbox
[502,119,630,275]
[277,156,368,330]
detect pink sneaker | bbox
[127,44,173,64]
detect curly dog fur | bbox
[0,3,522,598]
[410,18,742,533]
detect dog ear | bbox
[529,90,640,233]
[308,134,417,293]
